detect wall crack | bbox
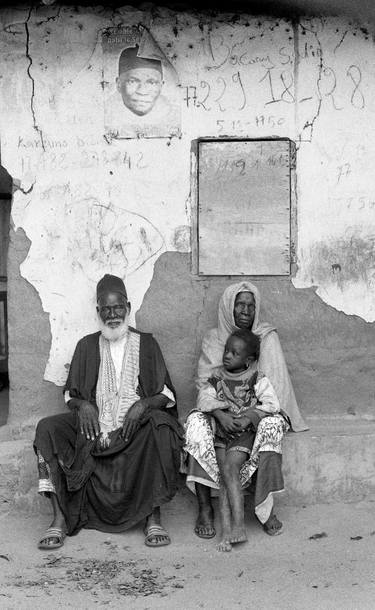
[299,23,323,143]
[25,7,45,151]
[14,179,35,196]
[334,29,348,54]
[35,6,62,27]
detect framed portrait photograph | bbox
[102,25,181,139]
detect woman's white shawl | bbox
[197,281,308,432]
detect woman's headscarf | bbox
[217,281,274,343]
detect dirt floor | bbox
[1,495,375,609]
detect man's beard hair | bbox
[98,316,129,342]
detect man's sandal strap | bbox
[38,527,66,549]
[144,524,171,547]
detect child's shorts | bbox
[214,427,256,455]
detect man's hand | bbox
[121,399,148,442]
[77,401,100,441]
[212,409,243,434]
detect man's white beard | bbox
[99,317,129,342]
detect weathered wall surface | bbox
[0,5,374,422]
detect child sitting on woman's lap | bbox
[197,328,280,552]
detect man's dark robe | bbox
[34,328,183,535]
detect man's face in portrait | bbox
[116,67,163,116]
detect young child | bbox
[197,328,280,552]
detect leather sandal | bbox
[144,524,171,547]
[38,526,66,550]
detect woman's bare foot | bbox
[217,537,232,552]
[263,512,283,536]
[229,527,248,544]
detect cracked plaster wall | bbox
[0,5,374,421]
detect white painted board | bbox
[198,139,291,275]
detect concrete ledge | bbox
[1,417,375,514]
[282,418,375,505]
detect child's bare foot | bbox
[229,527,248,544]
[217,538,232,552]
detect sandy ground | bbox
[0,494,375,610]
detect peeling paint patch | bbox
[307,230,375,289]
[173,225,190,252]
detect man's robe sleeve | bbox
[64,332,101,408]
[138,333,178,418]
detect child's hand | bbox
[213,409,243,433]
[235,410,260,429]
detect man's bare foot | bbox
[195,505,216,539]
[217,538,232,552]
[229,527,248,544]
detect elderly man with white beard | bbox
[34,274,183,550]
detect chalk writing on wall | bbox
[183,63,365,112]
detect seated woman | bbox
[184,281,308,539]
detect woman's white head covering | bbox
[217,281,262,342]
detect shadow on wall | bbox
[136,251,375,421]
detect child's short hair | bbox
[230,329,260,360]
